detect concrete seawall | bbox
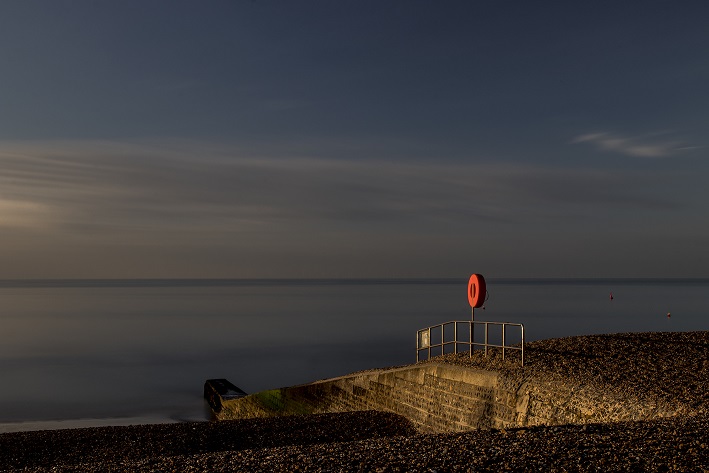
[210,360,685,433]
[209,332,709,433]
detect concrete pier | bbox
[208,332,708,433]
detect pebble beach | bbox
[1,331,707,472]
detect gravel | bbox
[1,331,707,472]
[423,331,709,415]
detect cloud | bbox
[0,139,683,244]
[1,138,704,278]
[0,199,53,228]
[572,132,685,158]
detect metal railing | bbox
[416,320,525,366]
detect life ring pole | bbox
[468,274,486,343]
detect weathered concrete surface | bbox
[213,332,708,433]
[213,362,685,433]
[216,364,509,432]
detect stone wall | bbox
[213,363,685,433]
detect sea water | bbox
[0,278,706,432]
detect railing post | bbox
[502,323,506,361]
[454,322,458,354]
[441,324,446,355]
[416,321,525,366]
[521,325,524,366]
[416,330,419,362]
[428,327,432,360]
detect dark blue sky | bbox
[1,1,707,278]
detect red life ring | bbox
[467,274,486,308]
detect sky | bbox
[0,0,707,279]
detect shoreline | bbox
[2,331,707,471]
[0,417,181,434]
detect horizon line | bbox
[1,277,707,288]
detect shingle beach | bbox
[1,331,707,472]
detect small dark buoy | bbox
[609,291,614,301]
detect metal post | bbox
[416,322,525,366]
[521,325,525,366]
[454,322,458,354]
[417,330,421,362]
[502,323,506,361]
[428,327,432,360]
[441,324,446,355]
[471,310,475,356]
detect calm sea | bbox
[0,278,707,432]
